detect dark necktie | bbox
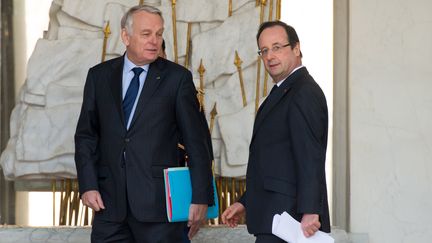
[257,85,278,114]
[123,67,144,126]
[269,84,278,96]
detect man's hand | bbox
[301,214,321,237]
[187,203,208,239]
[221,202,245,228]
[81,190,105,211]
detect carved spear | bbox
[198,59,206,112]
[209,103,219,220]
[268,0,274,21]
[228,0,233,17]
[224,178,229,214]
[171,0,179,63]
[101,21,111,62]
[260,0,267,24]
[255,57,261,114]
[263,70,269,97]
[71,180,80,225]
[184,23,192,69]
[263,0,274,97]
[234,51,247,107]
[83,204,89,225]
[217,177,223,221]
[276,0,281,20]
[209,103,217,135]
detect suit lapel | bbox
[129,58,166,129]
[108,57,126,127]
[251,85,290,142]
[251,67,308,143]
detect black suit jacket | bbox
[239,67,330,234]
[74,56,213,222]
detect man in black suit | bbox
[222,21,330,242]
[74,5,213,242]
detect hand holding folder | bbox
[163,167,219,222]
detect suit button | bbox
[125,138,130,143]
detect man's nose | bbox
[149,34,158,44]
[264,51,276,60]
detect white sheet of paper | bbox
[272,212,334,243]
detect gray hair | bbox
[121,5,164,36]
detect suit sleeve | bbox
[238,190,247,207]
[74,68,100,196]
[288,83,328,214]
[175,70,214,205]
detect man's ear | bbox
[121,28,130,46]
[293,42,301,57]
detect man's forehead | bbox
[261,26,287,38]
[132,18,164,31]
[132,11,163,22]
[259,33,287,47]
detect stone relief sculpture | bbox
[1,0,280,179]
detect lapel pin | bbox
[156,76,161,80]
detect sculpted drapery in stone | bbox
[1,0,278,179]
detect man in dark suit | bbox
[221,21,330,242]
[74,5,213,242]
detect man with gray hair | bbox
[75,5,214,242]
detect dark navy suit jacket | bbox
[239,67,330,234]
[75,56,214,222]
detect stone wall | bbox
[349,0,432,242]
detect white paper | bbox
[272,212,334,243]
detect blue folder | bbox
[163,167,219,222]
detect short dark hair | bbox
[121,5,164,36]
[256,21,302,57]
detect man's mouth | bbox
[268,63,279,68]
[146,48,158,53]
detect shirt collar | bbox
[275,65,304,87]
[124,54,150,73]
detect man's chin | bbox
[144,52,157,57]
[268,70,279,78]
[137,55,158,64]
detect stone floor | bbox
[0,225,358,243]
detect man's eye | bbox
[273,46,281,51]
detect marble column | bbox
[333,0,350,231]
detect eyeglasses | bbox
[257,43,290,57]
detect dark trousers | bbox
[255,233,286,243]
[91,212,184,243]
[182,225,191,243]
[91,158,187,243]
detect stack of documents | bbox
[272,212,334,243]
[163,167,219,222]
